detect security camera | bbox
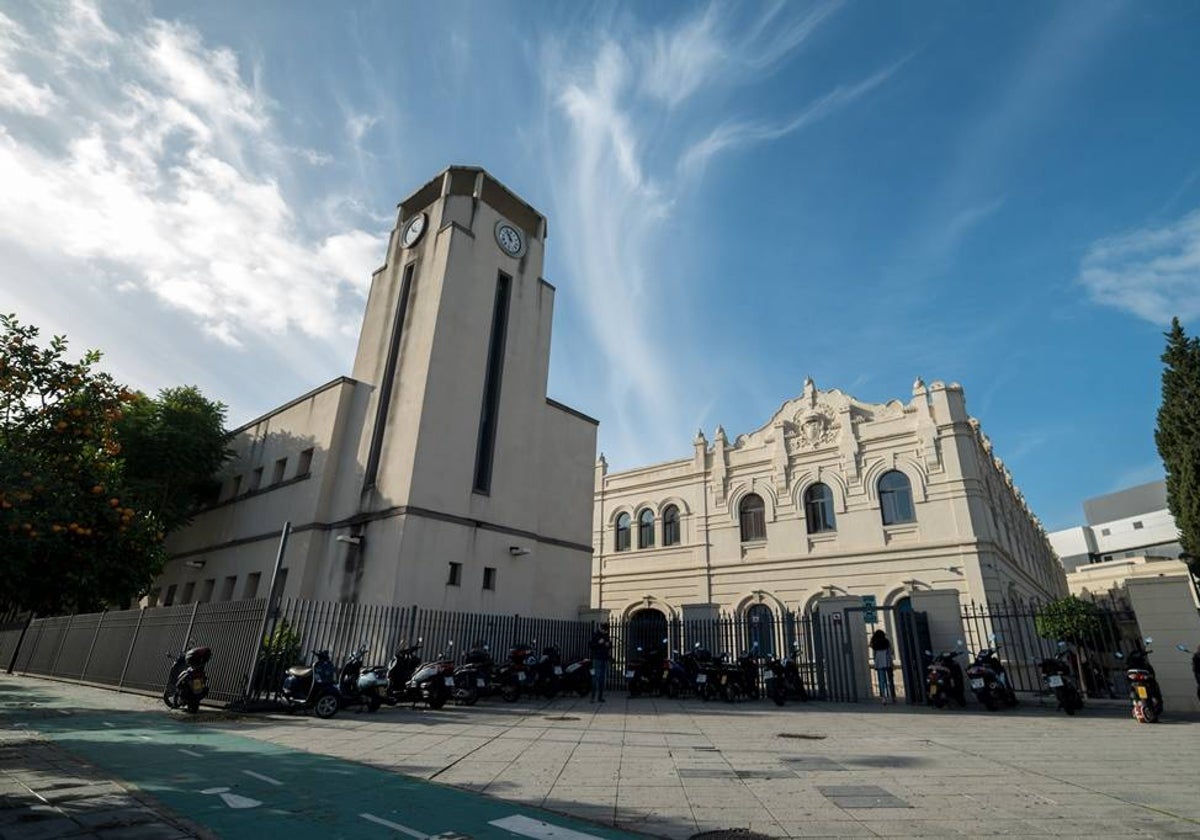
[336,535,362,546]
[508,546,531,556]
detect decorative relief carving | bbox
[791,405,839,449]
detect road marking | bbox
[102,722,115,727]
[360,813,428,838]
[57,709,71,716]
[489,814,608,840]
[200,787,262,809]
[242,769,283,786]
[178,749,203,758]
[138,735,153,741]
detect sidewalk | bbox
[3,674,1200,839]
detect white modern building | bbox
[151,167,598,618]
[1048,481,1183,573]
[592,377,1068,622]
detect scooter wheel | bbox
[930,694,947,709]
[314,694,339,719]
[458,687,479,706]
[772,692,785,707]
[427,693,447,711]
[576,684,590,698]
[366,696,381,713]
[500,683,520,703]
[162,689,179,710]
[185,698,200,714]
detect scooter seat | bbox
[287,666,313,678]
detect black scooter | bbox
[280,649,340,719]
[925,648,966,708]
[782,646,810,701]
[560,655,593,697]
[163,645,211,713]
[965,638,1018,711]
[762,654,787,706]
[337,645,375,712]
[1116,638,1179,724]
[1038,642,1083,716]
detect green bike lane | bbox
[9,706,646,840]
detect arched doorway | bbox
[746,603,775,656]
[627,608,668,658]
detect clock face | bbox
[495,222,524,257]
[401,213,427,248]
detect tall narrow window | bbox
[637,509,655,549]
[243,572,261,600]
[180,581,196,604]
[198,578,215,603]
[483,567,496,590]
[164,584,177,606]
[447,562,462,586]
[272,457,287,484]
[615,513,631,552]
[879,470,916,525]
[249,468,263,492]
[739,494,766,542]
[662,505,681,546]
[364,262,415,490]
[220,576,237,601]
[297,448,314,476]
[473,272,512,493]
[804,483,836,534]
[230,475,242,498]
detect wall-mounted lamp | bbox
[336,535,363,546]
[946,566,962,574]
[508,546,530,556]
[184,559,206,570]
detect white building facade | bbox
[592,378,1067,621]
[153,167,597,618]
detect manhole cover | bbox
[817,785,911,809]
[778,732,826,740]
[690,831,773,840]
[544,716,580,721]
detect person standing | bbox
[589,622,612,703]
[869,629,895,704]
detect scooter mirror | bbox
[1114,651,1125,659]
[694,642,701,649]
[1144,636,1154,644]
[418,636,423,643]
[662,637,669,644]
[637,646,643,652]
[1177,644,1190,652]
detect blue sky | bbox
[1,1,1198,531]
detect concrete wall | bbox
[1125,575,1200,715]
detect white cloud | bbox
[0,4,387,349]
[543,2,897,464]
[0,11,59,114]
[1078,210,1200,324]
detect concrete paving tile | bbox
[775,820,878,837]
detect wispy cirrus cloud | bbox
[0,0,386,350]
[1078,209,1200,324]
[542,1,899,464]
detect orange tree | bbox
[0,315,166,614]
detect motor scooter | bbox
[337,644,376,712]
[1038,642,1083,716]
[560,654,593,697]
[925,645,966,709]
[762,653,787,706]
[163,644,211,713]
[965,636,1018,711]
[626,640,669,697]
[494,642,536,702]
[280,649,340,718]
[1115,639,1188,723]
[782,645,809,701]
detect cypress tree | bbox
[1155,317,1200,575]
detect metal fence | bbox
[959,598,1144,697]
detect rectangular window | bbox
[364,262,416,490]
[1132,521,1143,530]
[273,569,288,603]
[146,588,161,607]
[272,457,287,484]
[297,448,314,476]
[483,567,496,591]
[249,467,263,492]
[198,578,215,603]
[447,562,462,586]
[220,576,237,601]
[1100,528,1110,536]
[473,272,512,494]
[164,584,177,606]
[230,475,242,498]
[180,581,196,604]
[243,572,261,599]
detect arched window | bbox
[746,603,775,656]
[804,483,836,534]
[739,493,766,542]
[615,513,631,552]
[878,470,915,525]
[637,508,655,549]
[662,505,680,546]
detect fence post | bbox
[242,521,291,701]
[182,601,201,647]
[49,613,75,677]
[79,610,106,681]
[117,607,145,689]
[5,613,34,675]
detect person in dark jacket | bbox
[589,623,612,703]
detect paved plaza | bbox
[2,675,1199,839]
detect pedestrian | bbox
[1192,644,1200,703]
[869,629,895,704]
[589,622,612,703]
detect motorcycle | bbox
[782,645,809,701]
[533,645,564,699]
[965,637,1018,711]
[1115,638,1187,724]
[494,642,537,702]
[560,654,593,697]
[162,644,211,713]
[338,644,378,712]
[762,653,787,706]
[280,649,340,718]
[925,646,966,709]
[1038,642,1083,716]
[360,639,451,710]
[452,642,494,706]
[681,644,721,701]
[625,642,668,697]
